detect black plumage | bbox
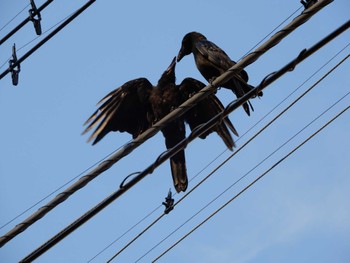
[83,57,238,192]
[177,31,262,116]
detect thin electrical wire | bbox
[152,103,350,262]
[4,7,304,243]
[132,60,350,263]
[0,4,30,33]
[0,139,132,231]
[87,148,227,262]
[103,47,350,263]
[92,22,349,263]
[9,2,334,257]
[240,6,302,59]
[6,1,330,251]
[0,9,75,71]
[0,0,54,46]
[0,0,96,80]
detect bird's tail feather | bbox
[170,151,188,193]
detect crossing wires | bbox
[105,49,350,262]
[153,103,350,262]
[0,0,97,83]
[0,0,333,250]
[20,15,350,263]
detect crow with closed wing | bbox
[82,57,238,192]
[177,31,262,116]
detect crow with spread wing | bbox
[177,32,262,116]
[83,57,238,192]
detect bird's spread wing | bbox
[178,78,238,150]
[82,78,154,144]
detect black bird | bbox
[82,57,238,192]
[177,31,262,116]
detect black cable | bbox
[0,140,131,231]
[0,0,54,46]
[0,9,76,71]
[0,0,96,81]
[152,103,350,262]
[134,60,350,262]
[6,2,335,255]
[100,45,350,263]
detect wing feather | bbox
[82,78,154,144]
[178,78,238,149]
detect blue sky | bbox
[1,1,349,262]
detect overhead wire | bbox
[94,35,350,262]
[17,8,346,261]
[240,6,302,59]
[152,101,350,262]
[0,3,30,33]
[0,6,81,74]
[0,0,54,46]
[2,0,333,251]
[107,50,350,263]
[0,140,132,231]
[0,0,96,81]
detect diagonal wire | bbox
[90,7,306,257]
[112,51,350,263]
[0,140,131,231]
[0,0,54,46]
[0,4,30,33]
[2,0,334,250]
[240,6,302,59]
[152,102,350,262]
[0,0,96,80]
[20,11,347,262]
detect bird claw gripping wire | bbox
[9,44,20,86]
[162,189,174,214]
[29,0,42,35]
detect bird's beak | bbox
[177,48,184,62]
[166,56,176,73]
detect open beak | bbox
[166,56,177,73]
[177,48,185,62]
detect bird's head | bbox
[177,32,206,62]
[158,56,176,85]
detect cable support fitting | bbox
[9,44,20,86]
[29,0,42,35]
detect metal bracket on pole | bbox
[29,0,42,35]
[9,44,21,86]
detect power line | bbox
[96,40,350,261]
[0,3,30,33]
[1,0,333,250]
[0,0,53,46]
[0,0,96,83]
[18,9,344,261]
[0,9,78,71]
[240,6,302,59]
[152,102,350,263]
[0,140,131,231]
[108,50,350,263]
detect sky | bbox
[0,1,349,262]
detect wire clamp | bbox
[29,0,42,35]
[300,0,318,9]
[9,44,20,86]
[162,189,174,214]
